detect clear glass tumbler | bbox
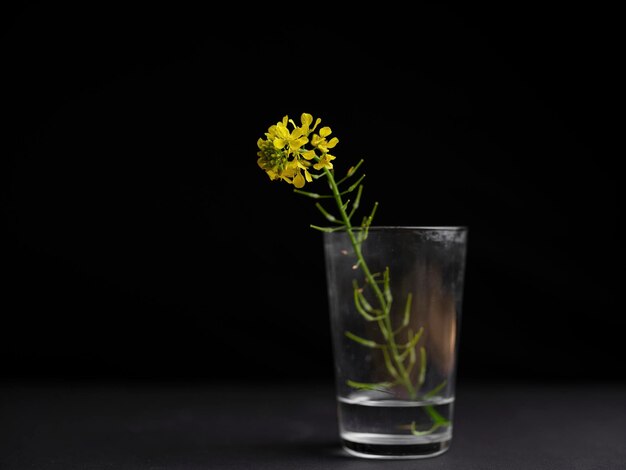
[323,226,468,459]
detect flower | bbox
[257,113,451,439]
[257,113,337,188]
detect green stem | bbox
[322,167,417,399]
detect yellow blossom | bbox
[314,152,336,170]
[311,127,339,153]
[257,113,338,188]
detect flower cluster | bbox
[256,113,338,188]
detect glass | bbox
[323,226,468,459]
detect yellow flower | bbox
[311,127,339,153]
[297,113,321,135]
[273,120,308,153]
[257,113,337,187]
[314,152,336,171]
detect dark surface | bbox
[1,380,625,469]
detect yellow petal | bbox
[273,138,286,149]
[304,169,313,182]
[325,137,339,148]
[291,136,308,149]
[275,122,290,139]
[301,113,313,128]
[293,172,305,188]
[319,126,332,137]
[302,150,316,160]
[291,127,305,139]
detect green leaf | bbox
[382,348,400,379]
[383,267,393,304]
[315,202,337,222]
[410,405,450,437]
[353,280,387,321]
[292,189,322,199]
[336,159,364,185]
[399,327,424,362]
[341,174,366,195]
[348,185,363,219]
[403,339,418,374]
[309,224,343,232]
[399,327,424,350]
[410,414,449,437]
[346,380,394,392]
[425,405,451,426]
[363,202,379,236]
[402,292,413,328]
[344,331,384,348]
[418,346,427,386]
[424,380,448,398]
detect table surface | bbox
[1,379,625,470]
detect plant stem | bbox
[323,168,417,399]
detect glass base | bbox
[342,438,451,460]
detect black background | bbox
[2,3,619,384]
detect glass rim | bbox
[325,225,468,232]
